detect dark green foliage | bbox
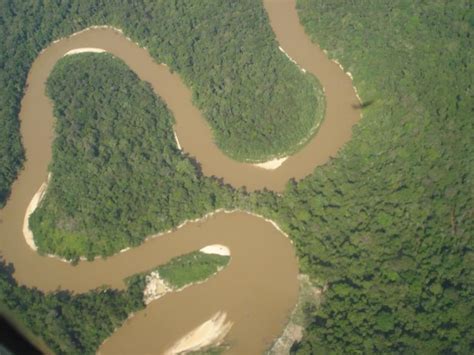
[280,0,474,353]
[118,0,322,161]
[1,0,473,353]
[0,0,321,208]
[0,259,145,355]
[29,54,233,260]
[157,251,229,289]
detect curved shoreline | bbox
[59,46,310,170]
[23,11,360,192]
[24,177,291,262]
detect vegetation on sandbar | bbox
[157,251,229,290]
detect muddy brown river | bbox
[0,0,360,353]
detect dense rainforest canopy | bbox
[0,0,473,354]
[0,0,322,208]
[283,0,473,353]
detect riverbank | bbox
[23,173,291,261]
[267,274,325,354]
[22,176,50,252]
[200,245,230,256]
[253,156,288,170]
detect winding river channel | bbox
[0,0,360,353]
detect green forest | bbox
[282,0,473,353]
[0,0,473,354]
[0,0,322,209]
[29,53,234,261]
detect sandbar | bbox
[22,177,50,251]
[199,244,230,256]
[253,156,288,170]
[165,311,232,355]
[64,48,106,56]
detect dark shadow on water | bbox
[352,100,374,109]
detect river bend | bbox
[0,0,360,353]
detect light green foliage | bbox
[157,251,229,289]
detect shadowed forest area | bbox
[0,314,41,354]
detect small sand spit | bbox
[199,244,230,256]
[23,176,51,251]
[165,311,233,355]
[64,48,106,56]
[253,156,288,170]
[173,131,182,150]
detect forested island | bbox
[0,0,472,354]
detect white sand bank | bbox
[332,59,362,105]
[64,48,106,56]
[165,312,233,355]
[23,176,51,251]
[173,131,182,150]
[143,271,171,305]
[199,244,230,256]
[253,156,288,170]
[278,46,305,74]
